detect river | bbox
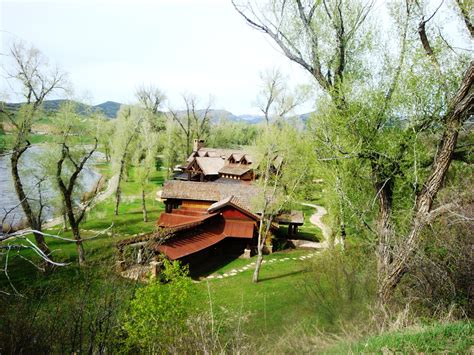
[0,145,103,229]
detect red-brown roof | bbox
[156,230,226,260]
[157,212,215,229]
[155,219,254,260]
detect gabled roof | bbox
[208,195,260,221]
[218,165,252,176]
[161,180,261,212]
[196,157,225,175]
[154,216,255,260]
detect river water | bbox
[0,146,103,228]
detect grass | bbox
[193,249,319,338]
[327,321,473,354]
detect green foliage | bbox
[123,260,193,352]
[207,117,258,148]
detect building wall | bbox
[182,200,213,209]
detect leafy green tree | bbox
[252,123,316,282]
[235,0,473,303]
[123,260,192,352]
[134,117,159,222]
[111,106,144,215]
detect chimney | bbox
[193,139,204,152]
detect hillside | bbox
[3,100,311,123]
[3,99,122,119]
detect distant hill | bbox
[3,99,312,123]
[3,99,122,119]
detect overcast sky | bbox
[0,0,314,115]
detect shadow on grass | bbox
[259,269,309,282]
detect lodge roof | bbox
[195,157,225,175]
[161,180,261,212]
[218,165,252,176]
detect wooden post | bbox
[150,261,161,279]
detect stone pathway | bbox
[203,252,318,280]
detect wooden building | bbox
[176,140,256,182]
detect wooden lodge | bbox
[117,140,304,278]
[175,139,256,182]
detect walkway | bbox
[204,202,331,280]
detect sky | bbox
[0,0,314,115]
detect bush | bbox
[303,246,376,331]
[122,259,193,353]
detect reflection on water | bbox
[0,146,103,228]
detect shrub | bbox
[303,246,377,331]
[122,259,193,353]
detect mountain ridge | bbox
[3,99,312,124]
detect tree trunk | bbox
[71,223,85,265]
[114,158,126,216]
[252,214,266,283]
[374,177,394,286]
[141,188,148,222]
[253,250,264,283]
[10,149,50,256]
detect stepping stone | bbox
[250,262,255,266]
[207,275,215,279]
[292,257,297,260]
[269,260,275,263]
[230,269,238,273]
[230,273,237,276]
[223,273,229,277]
[217,275,223,279]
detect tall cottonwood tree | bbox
[1,42,67,257]
[111,106,145,215]
[252,124,315,282]
[234,0,473,302]
[134,118,158,222]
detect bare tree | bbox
[136,84,166,115]
[168,93,213,157]
[2,42,67,258]
[257,68,309,125]
[56,140,99,265]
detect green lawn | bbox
[195,250,319,338]
[326,321,473,354]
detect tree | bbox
[235,0,473,303]
[252,124,315,282]
[256,68,310,125]
[1,42,67,257]
[55,103,99,265]
[134,118,158,222]
[168,93,213,158]
[111,106,145,215]
[135,84,167,132]
[123,260,192,352]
